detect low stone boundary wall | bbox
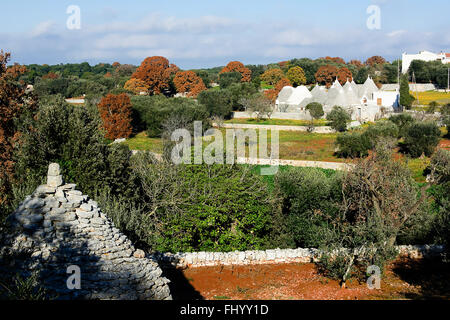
[155,245,445,268]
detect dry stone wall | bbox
[0,164,171,300]
[156,245,445,268]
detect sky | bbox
[1,0,449,69]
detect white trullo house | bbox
[275,76,399,122]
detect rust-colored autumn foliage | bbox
[365,56,386,66]
[220,61,251,82]
[173,71,207,98]
[0,50,35,204]
[337,67,353,85]
[315,65,338,87]
[42,72,59,80]
[98,93,133,140]
[132,56,179,95]
[349,59,363,68]
[124,78,149,94]
[323,56,346,64]
[265,77,291,102]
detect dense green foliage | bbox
[403,121,441,158]
[274,168,343,247]
[400,75,415,109]
[408,60,450,88]
[326,106,351,132]
[13,96,136,198]
[131,95,210,137]
[335,131,372,158]
[106,155,275,253]
[305,102,324,121]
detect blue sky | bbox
[1,0,449,68]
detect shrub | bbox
[305,102,324,123]
[427,101,439,114]
[274,168,343,248]
[389,113,414,138]
[335,131,372,158]
[403,121,441,158]
[14,98,136,199]
[318,143,427,286]
[218,72,242,89]
[129,155,275,252]
[363,121,399,149]
[131,95,210,137]
[429,149,450,256]
[326,106,351,132]
[197,89,233,119]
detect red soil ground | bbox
[170,258,450,300]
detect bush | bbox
[131,95,210,137]
[326,106,351,132]
[363,121,399,149]
[128,155,275,252]
[219,72,242,89]
[306,102,324,122]
[14,98,136,199]
[318,143,426,286]
[403,121,441,158]
[197,89,233,119]
[274,167,343,248]
[429,149,450,256]
[335,131,372,158]
[389,113,414,138]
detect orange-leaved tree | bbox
[220,61,251,82]
[337,67,353,85]
[315,65,338,87]
[124,78,150,95]
[98,93,133,140]
[348,59,363,68]
[173,71,207,98]
[132,56,179,95]
[365,56,386,66]
[265,77,291,102]
[0,50,35,205]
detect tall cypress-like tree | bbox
[399,75,415,110]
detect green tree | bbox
[326,106,351,132]
[399,75,415,109]
[286,66,307,87]
[403,121,441,157]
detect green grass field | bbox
[225,118,330,127]
[120,127,449,183]
[121,132,163,153]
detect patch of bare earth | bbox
[176,258,449,300]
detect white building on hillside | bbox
[275,85,312,112]
[402,50,450,73]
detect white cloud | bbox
[2,14,448,68]
[30,21,56,37]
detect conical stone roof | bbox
[0,163,172,300]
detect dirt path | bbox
[170,258,450,300]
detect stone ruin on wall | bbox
[0,163,172,300]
